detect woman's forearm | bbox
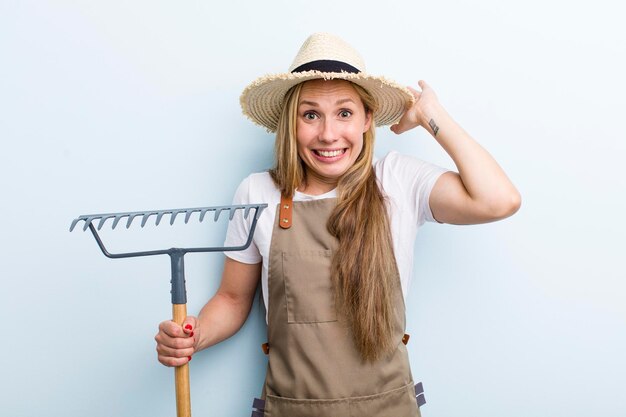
[194,291,255,352]
[193,258,261,352]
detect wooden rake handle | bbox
[173,303,191,417]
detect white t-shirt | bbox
[224,151,450,319]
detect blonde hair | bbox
[270,81,398,361]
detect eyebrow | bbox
[299,98,356,107]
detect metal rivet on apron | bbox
[282,218,289,223]
[283,204,290,209]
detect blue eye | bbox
[339,110,352,118]
[304,112,317,120]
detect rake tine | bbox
[229,207,240,220]
[83,216,99,231]
[70,218,82,232]
[155,211,169,226]
[97,215,116,230]
[244,206,252,219]
[184,210,195,224]
[170,210,184,225]
[112,215,126,230]
[214,208,223,222]
[141,212,157,227]
[199,208,211,222]
[126,213,142,229]
[96,216,106,230]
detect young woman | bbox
[155,33,521,416]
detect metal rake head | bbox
[70,202,268,311]
[70,203,267,261]
[70,204,266,232]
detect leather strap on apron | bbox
[257,196,423,417]
[278,194,292,229]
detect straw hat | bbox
[240,33,414,132]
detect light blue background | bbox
[1,1,624,416]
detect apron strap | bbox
[279,194,293,229]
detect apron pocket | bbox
[265,382,418,417]
[348,381,419,417]
[265,395,349,417]
[282,250,337,323]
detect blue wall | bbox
[1,1,625,416]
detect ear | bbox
[363,110,373,133]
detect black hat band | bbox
[291,60,360,74]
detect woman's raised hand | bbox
[390,80,442,135]
[155,316,198,367]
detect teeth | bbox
[316,149,344,157]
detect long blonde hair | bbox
[270,81,398,361]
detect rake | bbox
[70,203,267,417]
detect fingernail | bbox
[188,356,192,361]
[190,331,194,337]
[184,324,192,330]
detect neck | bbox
[299,172,338,196]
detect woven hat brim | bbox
[240,70,415,132]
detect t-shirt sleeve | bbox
[378,151,451,226]
[415,160,449,225]
[223,176,263,264]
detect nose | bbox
[319,118,339,143]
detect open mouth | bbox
[313,149,346,158]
